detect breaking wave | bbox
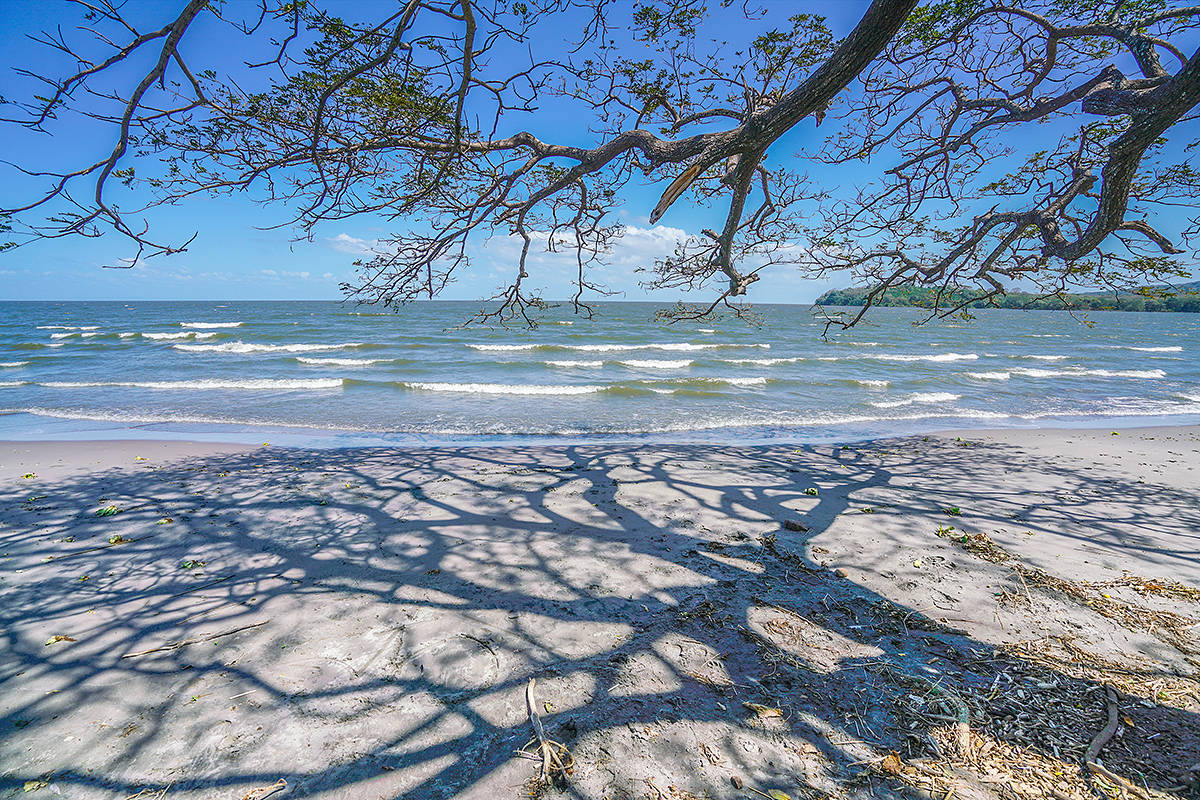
[40,379,343,390]
[468,342,769,352]
[174,341,366,354]
[869,392,961,409]
[295,357,389,367]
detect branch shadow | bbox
[1,435,1197,799]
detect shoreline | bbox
[3,409,1200,450]
[2,425,1197,798]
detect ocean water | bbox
[0,300,1197,446]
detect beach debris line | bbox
[519,677,573,789]
[935,528,1200,654]
[877,664,972,757]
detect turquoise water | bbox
[0,300,1197,445]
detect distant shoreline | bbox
[817,284,1200,312]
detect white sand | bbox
[1,427,1197,799]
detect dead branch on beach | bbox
[120,620,268,659]
[519,677,574,790]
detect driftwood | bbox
[521,678,573,786]
[239,778,286,800]
[1085,687,1150,799]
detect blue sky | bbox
[0,1,879,302]
[0,2,1194,302]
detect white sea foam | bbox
[1089,368,1167,378]
[693,376,769,387]
[143,332,196,340]
[1120,345,1183,353]
[405,382,605,395]
[545,360,604,368]
[1011,367,1165,379]
[174,341,365,354]
[0,381,30,388]
[851,379,891,387]
[41,378,343,390]
[468,342,769,352]
[968,371,1011,380]
[1019,354,1068,361]
[617,359,693,369]
[869,392,961,409]
[119,332,138,338]
[725,357,803,366]
[873,352,978,362]
[0,361,30,368]
[81,332,100,338]
[142,331,220,341]
[295,357,388,367]
[50,333,77,339]
[0,406,337,430]
[181,322,243,329]
[697,328,716,334]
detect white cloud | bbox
[259,268,314,280]
[327,233,378,254]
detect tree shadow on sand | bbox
[1,434,1198,799]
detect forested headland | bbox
[816,283,1200,313]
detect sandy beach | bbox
[1,426,1198,799]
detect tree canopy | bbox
[2,0,1199,325]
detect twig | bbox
[121,620,268,658]
[1084,687,1149,798]
[459,632,500,671]
[1084,686,1120,766]
[239,778,286,800]
[522,677,573,785]
[161,574,233,600]
[123,782,172,800]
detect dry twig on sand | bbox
[239,779,287,800]
[120,620,268,659]
[122,782,172,800]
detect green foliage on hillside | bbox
[816,283,1200,313]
